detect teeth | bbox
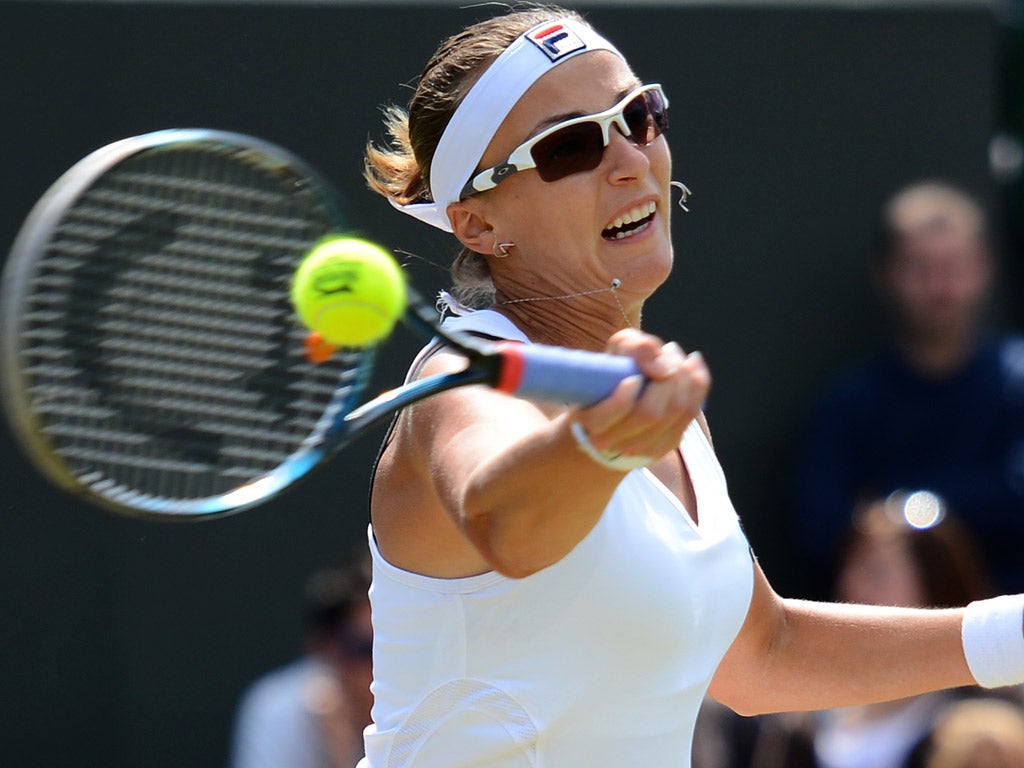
[609,220,651,240]
[608,201,656,231]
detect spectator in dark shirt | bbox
[793,181,1024,596]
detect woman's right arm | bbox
[395,329,710,578]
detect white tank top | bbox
[361,309,754,768]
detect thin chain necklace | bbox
[494,279,634,329]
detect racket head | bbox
[1,129,372,519]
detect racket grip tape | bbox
[495,342,640,406]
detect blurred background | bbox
[1,0,1022,765]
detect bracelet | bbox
[569,421,653,472]
[961,594,1024,689]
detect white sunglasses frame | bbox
[459,83,668,199]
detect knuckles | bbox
[605,328,664,360]
[583,331,712,452]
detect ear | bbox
[447,199,495,256]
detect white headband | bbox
[393,18,624,233]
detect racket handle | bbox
[495,342,641,406]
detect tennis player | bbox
[358,6,1024,766]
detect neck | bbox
[491,282,641,350]
[896,326,978,378]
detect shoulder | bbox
[440,307,528,342]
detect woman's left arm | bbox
[708,563,988,716]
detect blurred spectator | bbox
[695,492,994,768]
[230,548,373,768]
[921,697,1024,768]
[810,493,994,768]
[692,699,815,768]
[793,180,1024,596]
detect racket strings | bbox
[16,142,365,509]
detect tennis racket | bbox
[1,129,640,519]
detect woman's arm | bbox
[709,563,994,716]
[404,329,709,578]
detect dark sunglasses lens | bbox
[648,90,669,134]
[624,91,668,145]
[527,89,667,184]
[530,122,605,182]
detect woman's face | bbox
[837,536,925,608]
[465,51,675,309]
[882,223,990,344]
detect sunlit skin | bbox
[370,46,978,721]
[831,534,931,718]
[373,51,706,582]
[449,51,674,350]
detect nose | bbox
[604,125,650,183]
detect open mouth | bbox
[602,201,657,241]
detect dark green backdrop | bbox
[0,2,1014,765]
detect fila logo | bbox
[526,23,587,61]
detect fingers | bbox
[573,330,711,460]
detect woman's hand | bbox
[572,328,711,463]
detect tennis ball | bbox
[291,236,406,347]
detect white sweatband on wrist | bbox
[570,422,652,472]
[961,594,1024,689]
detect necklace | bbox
[494,279,634,328]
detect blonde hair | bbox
[925,698,1024,768]
[363,4,587,308]
[874,181,989,266]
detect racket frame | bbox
[1,129,363,517]
[2,129,640,520]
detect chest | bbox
[571,429,753,657]
[647,449,699,526]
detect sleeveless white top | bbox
[361,309,754,768]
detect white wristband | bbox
[569,422,653,472]
[961,594,1024,689]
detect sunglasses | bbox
[460,83,669,198]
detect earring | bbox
[492,240,515,258]
[670,181,692,212]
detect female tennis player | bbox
[358,6,1024,766]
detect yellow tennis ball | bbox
[291,236,406,347]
